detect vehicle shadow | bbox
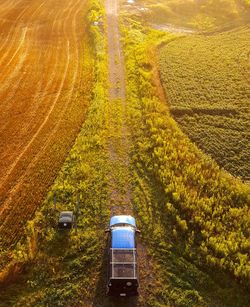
[92,238,138,307]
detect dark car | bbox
[105,215,140,297]
[58,211,75,229]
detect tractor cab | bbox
[106,215,139,297]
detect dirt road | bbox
[104,0,157,305]
[105,0,132,215]
[106,0,126,100]
[0,0,92,249]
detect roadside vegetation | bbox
[121,14,250,306]
[159,26,250,180]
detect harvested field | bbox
[0,0,92,251]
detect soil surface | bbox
[0,0,91,249]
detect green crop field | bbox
[159,26,250,180]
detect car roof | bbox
[110,215,136,227]
[111,228,135,248]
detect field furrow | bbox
[0,0,92,249]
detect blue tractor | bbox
[105,215,140,297]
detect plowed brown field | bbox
[0,0,92,251]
